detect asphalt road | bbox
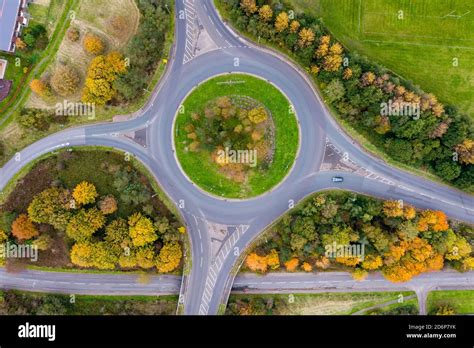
[2,268,472,295]
[2,268,472,314]
[0,0,473,315]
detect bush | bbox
[114,1,171,102]
[29,79,50,97]
[83,34,105,55]
[67,27,80,42]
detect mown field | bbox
[290,0,474,120]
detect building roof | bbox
[0,0,22,52]
[0,58,7,79]
[0,79,12,102]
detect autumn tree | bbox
[403,205,416,220]
[83,34,105,55]
[50,65,81,97]
[266,249,280,270]
[361,255,383,270]
[240,0,258,16]
[342,68,353,80]
[156,242,182,273]
[383,200,404,218]
[322,53,343,72]
[66,208,105,242]
[98,195,118,215]
[135,246,155,269]
[315,256,330,269]
[73,181,98,205]
[0,229,8,243]
[128,212,157,247]
[302,262,312,272]
[82,52,127,105]
[336,256,362,267]
[70,242,95,268]
[28,188,74,231]
[315,35,330,58]
[105,218,130,248]
[15,37,27,50]
[32,234,53,251]
[91,242,118,270]
[285,258,299,271]
[12,214,39,241]
[298,28,315,48]
[454,139,474,164]
[444,230,471,261]
[245,252,268,272]
[67,27,80,42]
[70,241,117,270]
[258,5,273,22]
[310,65,320,75]
[275,12,289,32]
[289,20,300,33]
[352,268,368,281]
[30,79,50,97]
[417,210,449,232]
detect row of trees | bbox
[114,0,171,102]
[224,0,474,192]
[245,192,473,282]
[1,180,183,273]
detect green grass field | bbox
[427,290,474,314]
[227,291,416,315]
[290,0,474,120]
[0,290,177,315]
[175,74,299,199]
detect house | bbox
[0,58,7,79]
[0,0,29,53]
[0,79,12,102]
[0,58,12,102]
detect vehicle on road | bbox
[332,176,344,183]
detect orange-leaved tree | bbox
[12,214,39,241]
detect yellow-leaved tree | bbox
[275,12,289,32]
[73,181,98,205]
[128,212,157,247]
[156,242,182,273]
[258,5,273,22]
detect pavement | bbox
[1,268,472,315]
[0,0,473,315]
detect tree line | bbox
[221,0,474,192]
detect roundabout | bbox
[174,74,299,199]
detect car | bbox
[332,176,344,183]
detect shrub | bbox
[50,65,81,97]
[83,34,105,55]
[67,27,80,42]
